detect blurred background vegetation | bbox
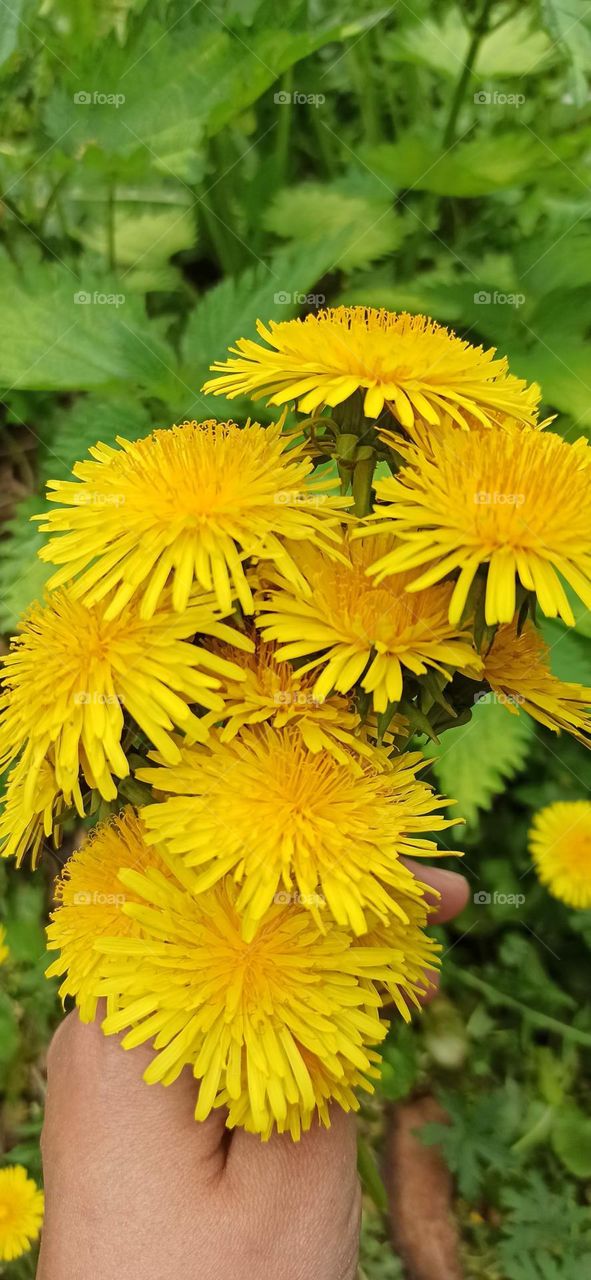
[0,1,590,1276]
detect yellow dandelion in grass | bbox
[46,807,172,1022]
[50,846,427,1140]
[201,632,380,766]
[138,725,458,939]
[481,622,591,747]
[529,801,591,909]
[0,754,64,868]
[255,537,481,713]
[0,588,249,810]
[203,307,540,428]
[0,926,8,966]
[362,426,591,627]
[37,419,349,619]
[0,1166,44,1263]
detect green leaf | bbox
[264,181,405,270]
[552,1105,591,1177]
[363,131,559,198]
[425,697,534,828]
[39,395,154,483]
[542,0,591,105]
[0,255,176,394]
[540,619,591,684]
[0,497,53,633]
[180,238,351,415]
[388,8,551,79]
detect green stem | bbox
[352,449,376,517]
[447,965,591,1047]
[442,0,496,147]
[274,67,294,187]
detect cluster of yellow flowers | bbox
[1,305,591,1142]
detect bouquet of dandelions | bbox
[1,307,590,1142]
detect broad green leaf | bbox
[0,0,25,69]
[75,206,196,269]
[552,1105,591,1177]
[43,16,379,181]
[180,237,351,414]
[264,182,405,270]
[543,0,591,105]
[540,619,591,683]
[0,256,176,394]
[39,395,154,482]
[363,132,558,198]
[388,8,551,79]
[425,697,534,828]
[0,497,53,633]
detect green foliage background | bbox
[0,2,590,1276]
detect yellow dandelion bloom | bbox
[363,894,441,1022]
[529,801,591,909]
[37,419,349,619]
[203,307,540,428]
[201,633,380,766]
[362,426,591,627]
[0,588,249,810]
[0,754,64,868]
[377,406,549,460]
[481,622,591,747]
[46,807,172,1021]
[0,1166,44,1263]
[256,537,481,712]
[50,846,429,1140]
[138,725,458,938]
[0,926,8,966]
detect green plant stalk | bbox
[442,0,496,147]
[106,184,116,273]
[447,965,591,1047]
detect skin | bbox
[37,863,468,1280]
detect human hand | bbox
[37,864,468,1280]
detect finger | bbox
[44,1010,228,1178]
[401,859,469,924]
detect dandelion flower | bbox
[362,895,441,1021]
[256,538,481,712]
[203,308,540,428]
[0,926,8,966]
[138,725,458,938]
[0,754,64,868]
[529,801,591,908]
[202,633,381,765]
[46,807,172,1021]
[0,1166,44,1263]
[363,426,591,627]
[481,622,591,747]
[0,588,249,808]
[50,846,431,1139]
[37,419,349,618]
